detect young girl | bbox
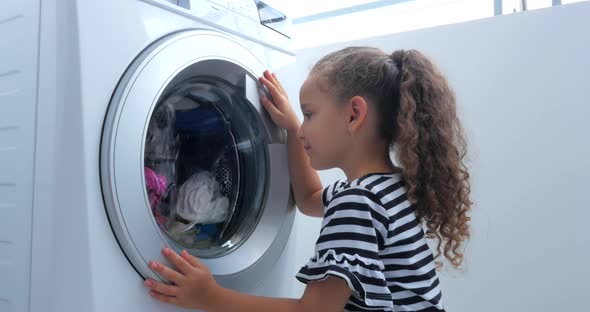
[143,47,471,312]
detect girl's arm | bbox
[259,70,323,217]
[285,127,324,217]
[204,275,351,312]
[146,248,352,312]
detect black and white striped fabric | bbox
[296,173,445,312]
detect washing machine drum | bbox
[146,77,260,257]
[100,30,294,291]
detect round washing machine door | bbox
[100,29,295,291]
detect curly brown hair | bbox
[311,47,471,269]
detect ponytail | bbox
[391,50,471,268]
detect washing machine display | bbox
[144,76,269,258]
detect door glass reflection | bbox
[144,76,267,257]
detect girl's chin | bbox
[309,158,336,171]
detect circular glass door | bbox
[100,29,294,290]
[144,76,267,258]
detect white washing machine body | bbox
[0,0,300,311]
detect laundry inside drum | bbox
[142,76,268,258]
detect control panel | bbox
[153,0,293,54]
[207,0,260,21]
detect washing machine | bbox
[1,0,300,311]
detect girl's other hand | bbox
[259,70,300,133]
[144,248,220,310]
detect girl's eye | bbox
[303,113,313,119]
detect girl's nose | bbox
[297,124,304,140]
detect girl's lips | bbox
[304,145,311,150]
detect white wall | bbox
[294,2,590,310]
[293,0,495,50]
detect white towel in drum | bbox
[176,171,229,224]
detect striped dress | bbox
[296,173,445,312]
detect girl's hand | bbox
[259,70,300,133]
[144,248,220,310]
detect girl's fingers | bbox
[263,70,281,93]
[264,70,286,96]
[259,76,282,103]
[144,279,179,296]
[180,250,204,268]
[162,248,193,275]
[149,290,179,305]
[270,72,287,96]
[149,261,184,284]
[260,95,282,116]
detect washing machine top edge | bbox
[142,0,295,55]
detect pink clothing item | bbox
[154,214,168,227]
[144,167,168,209]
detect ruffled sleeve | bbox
[321,180,345,207]
[296,186,393,309]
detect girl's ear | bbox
[347,96,369,134]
